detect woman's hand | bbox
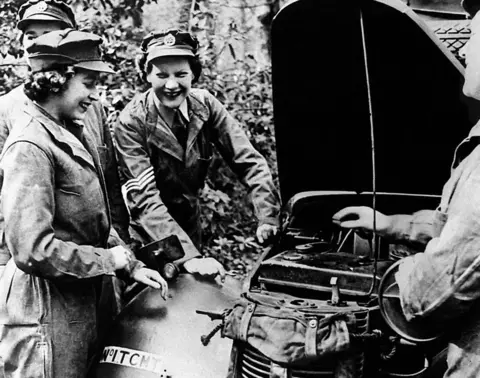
[110,246,134,270]
[183,257,226,282]
[332,206,392,237]
[132,267,168,300]
[256,224,278,245]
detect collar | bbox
[32,101,64,126]
[450,120,480,169]
[152,93,190,123]
[23,102,96,170]
[178,99,189,121]
[468,119,480,138]
[32,101,85,132]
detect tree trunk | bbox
[259,0,281,58]
[178,0,196,30]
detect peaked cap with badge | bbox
[141,28,200,65]
[26,28,115,74]
[17,0,76,31]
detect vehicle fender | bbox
[94,273,243,378]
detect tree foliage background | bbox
[0,0,282,276]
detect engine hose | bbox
[350,331,382,342]
[380,339,398,361]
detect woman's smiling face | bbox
[147,56,194,109]
[57,68,99,121]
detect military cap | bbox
[26,29,115,74]
[17,0,76,31]
[141,29,199,65]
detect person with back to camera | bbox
[332,1,480,376]
[113,29,281,279]
[0,29,168,378]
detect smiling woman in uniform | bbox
[0,29,167,378]
[113,29,281,279]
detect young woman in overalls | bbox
[0,29,167,378]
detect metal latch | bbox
[328,277,346,306]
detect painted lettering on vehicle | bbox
[99,346,169,375]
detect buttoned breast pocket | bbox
[55,157,84,196]
[58,185,82,197]
[55,179,85,220]
[55,157,102,220]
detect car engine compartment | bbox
[229,192,442,378]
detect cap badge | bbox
[164,34,176,46]
[35,1,49,12]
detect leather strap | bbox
[239,302,256,342]
[304,316,318,359]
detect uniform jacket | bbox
[0,85,130,253]
[0,103,143,378]
[392,122,480,378]
[114,88,281,260]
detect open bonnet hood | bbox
[272,0,480,203]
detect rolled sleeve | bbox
[203,90,281,227]
[395,154,480,321]
[389,209,438,248]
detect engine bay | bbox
[257,227,392,299]
[248,191,438,302]
[236,191,444,377]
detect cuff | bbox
[116,257,146,284]
[387,214,414,242]
[100,248,117,275]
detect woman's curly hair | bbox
[24,65,76,102]
[135,51,202,84]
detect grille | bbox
[239,309,369,378]
[425,19,471,65]
[241,346,331,377]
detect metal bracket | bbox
[328,277,346,306]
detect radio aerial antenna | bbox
[360,5,379,296]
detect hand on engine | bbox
[183,257,226,282]
[132,267,168,300]
[256,223,278,245]
[332,206,392,237]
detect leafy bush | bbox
[197,61,277,275]
[190,11,278,275]
[0,0,27,94]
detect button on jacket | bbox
[392,121,480,378]
[114,88,281,260]
[0,103,142,378]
